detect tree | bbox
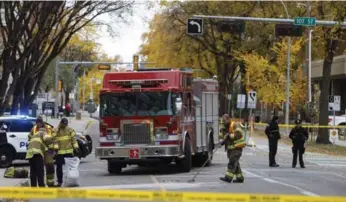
[0,1,134,115]
[312,2,346,144]
[140,1,309,116]
[236,39,306,115]
[78,66,105,106]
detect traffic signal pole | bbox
[193,14,346,132]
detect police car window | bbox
[9,120,34,132]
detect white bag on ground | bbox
[64,157,80,187]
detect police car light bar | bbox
[109,79,168,86]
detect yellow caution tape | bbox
[254,122,346,129]
[1,187,346,201]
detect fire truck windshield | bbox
[100,91,176,117]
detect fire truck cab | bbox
[95,68,220,174]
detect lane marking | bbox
[75,182,222,190]
[150,175,166,191]
[243,169,319,197]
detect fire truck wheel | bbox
[177,138,192,172]
[108,161,122,175]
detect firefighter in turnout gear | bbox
[265,115,281,167]
[289,119,308,168]
[219,114,246,183]
[29,117,58,187]
[26,117,52,187]
[55,118,80,187]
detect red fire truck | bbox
[95,68,220,174]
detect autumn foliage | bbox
[236,39,306,114]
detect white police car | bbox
[0,116,92,168]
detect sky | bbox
[96,2,160,63]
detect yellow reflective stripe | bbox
[56,136,70,141]
[29,148,43,155]
[225,171,233,179]
[30,138,43,144]
[73,143,79,149]
[58,149,74,154]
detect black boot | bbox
[233,178,244,183]
[219,177,232,183]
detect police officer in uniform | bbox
[265,115,280,167]
[55,118,80,187]
[26,117,52,187]
[29,117,58,187]
[219,114,246,183]
[289,119,308,168]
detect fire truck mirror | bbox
[174,98,182,114]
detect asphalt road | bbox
[3,120,346,201]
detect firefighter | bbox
[29,116,58,187]
[265,115,280,167]
[26,117,52,187]
[289,119,308,168]
[219,115,246,183]
[55,118,80,187]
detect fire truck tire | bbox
[192,136,213,167]
[177,138,192,172]
[108,161,122,175]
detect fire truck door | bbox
[194,96,202,150]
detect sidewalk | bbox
[41,112,97,133]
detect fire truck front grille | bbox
[122,123,151,145]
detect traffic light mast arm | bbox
[193,15,346,27]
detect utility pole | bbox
[82,69,86,111]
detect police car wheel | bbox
[0,147,14,168]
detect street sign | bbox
[328,95,341,111]
[237,94,246,109]
[187,18,203,35]
[294,17,316,26]
[247,90,257,109]
[329,129,339,144]
[227,94,232,100]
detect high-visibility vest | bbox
[55,126,79,155]
[32,125,59,151]
[26,131,46,159]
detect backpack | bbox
[4,167,29,178]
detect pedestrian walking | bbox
[219,114,246,183]
[289,119,308,168]
[26,117,52,187]
[54,118,80,187]
[265,115,280,167]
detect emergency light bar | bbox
[109,79,168,86]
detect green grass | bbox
[254,130,346,157]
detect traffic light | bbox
[98,65,111,71]
[133,55,139,70]
[216,21,245,33]
[58,80,63,92]
[275,24,304,37]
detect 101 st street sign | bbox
[294,17,316,26]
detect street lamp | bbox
[280,0,291,135]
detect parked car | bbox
[0,115,92,168]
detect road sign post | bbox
[294,17,316,26]
[187,18,203,35]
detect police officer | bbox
[26,117,52,187]
[29,117,58,187]
[289,119,308,168]
[219,115,246,183]
[55,118,80,187]
[265,115,280,167]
